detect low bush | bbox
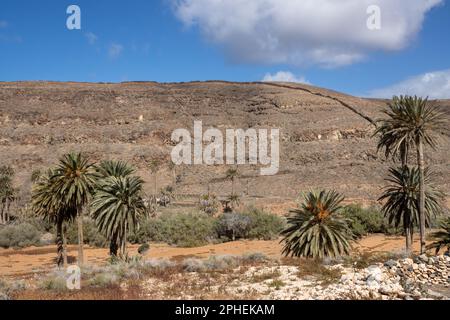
[0,279,28,300]
[182,253,269,273]
[242,207,285,240]
[0,222,43,248]
[38,272,68,291]
[216,208,285,241]
[132,212,217,247]
[341,205,395,238]
[216,213,252,241]
[87,273,120,288]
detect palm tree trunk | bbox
[417,139,426,254]
[0,202,3,224]
[77,209,85,266]
[405,225,412,254]
[5,200,10,223]
[231,177,235,195]
[120,228,128,259]
[154,174,158,204]
[110,233,118,257]
[62,224,68,268]
[401,152,412,254]
[56,217,64,268]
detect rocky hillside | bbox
[0,81,449,211]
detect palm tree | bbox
[225,167,239,195]
[227,193,241,212]
[32,169,76,267]
[281,190,352,259]
[375,95,447,253]
[0,166,17,224]
[51,153,96,266]
[149,159,161,204]
[91,176,146,259]
[379,166,443,253]
[94,160,136,255]
[427,218,450,255]
[168,160,177,186]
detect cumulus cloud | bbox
[172,0,442,67]
[108,43,123,59]
[85,32,98,45]
[262,71,310,84]
[367,69,450,99]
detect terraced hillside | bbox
[0,81,448,211]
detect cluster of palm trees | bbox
[376,96,446,254]
[32,154,148,267]
[26,95,449,263]
[0,166,17,224]
[281,96,447,258]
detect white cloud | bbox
[262,71,310,84]
[367,69,450,99]
[108,43,123,59]
[85,32,98,45]
[172,0,442,67]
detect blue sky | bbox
[0,0,449,98]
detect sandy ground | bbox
[0,234,427,278]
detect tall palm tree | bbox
[281,190,352,259]
[375,95,447,253]
[94,160,136,255]
[91,176,146,259]
[379,166,443,253]
[51,153,96,266]
[32,169,76,267]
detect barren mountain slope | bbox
[0,81,448,210]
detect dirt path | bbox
[0,234,427,278]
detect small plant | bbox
[251,269,281,283]
[38,274,68,291]
[138,243,150,255]
[199,194,220,216]
[296,259,342,285]
[268,279,285,290]
[87,273,120,288]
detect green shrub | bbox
[0,222,43,248]
[38,273,68,291]
[242,207,285,240]
[341,205,388,238]
[0,279,28,300]
[216,208,285,241]
[132,212,217,247]
[216,213,252,241]
[65,217,108,248]
[87,273,120,288]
